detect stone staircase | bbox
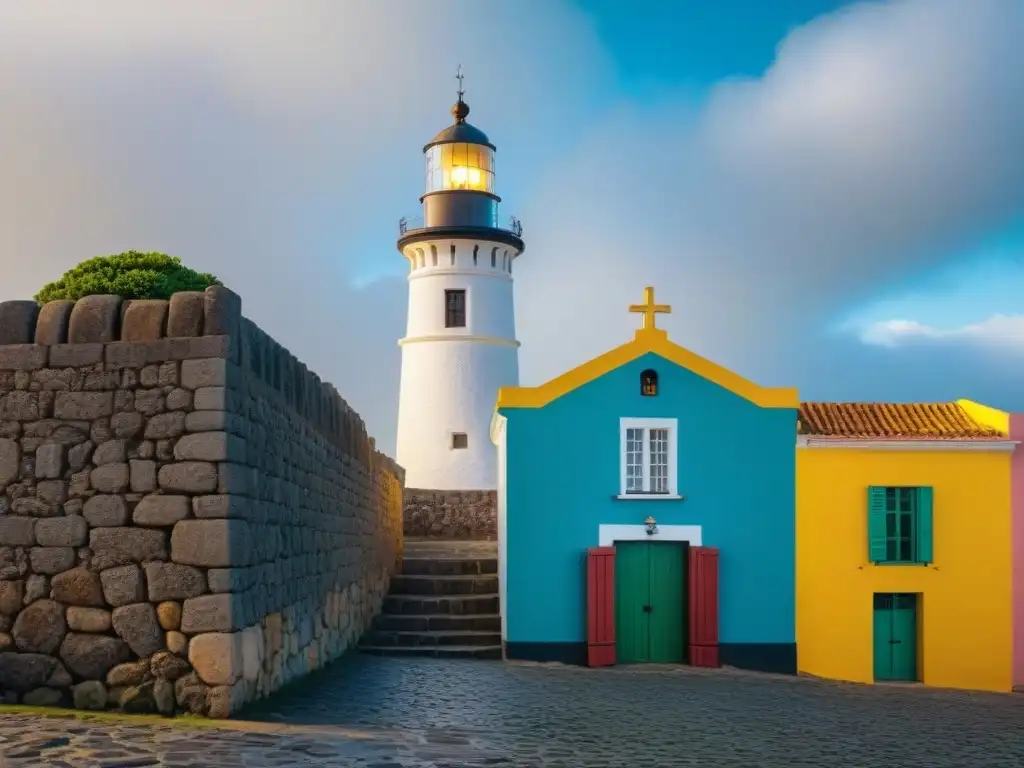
[360,540,502,659]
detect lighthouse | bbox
[395,71,524,491]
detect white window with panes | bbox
[618,418,679,498]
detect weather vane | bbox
[456,64,465,103]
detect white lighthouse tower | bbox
[395,72,524,491]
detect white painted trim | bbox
[615,494,684,501]
[599,524,702,547]
[408,269,513,283]
[398,334,521,348]
[619,417,678,496]
[797,436,1018,452]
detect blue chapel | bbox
[491,287,800,673]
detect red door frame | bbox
[586,544,720,668]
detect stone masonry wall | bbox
[0,288,403,717]
[403,488,496,540]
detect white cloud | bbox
[859,315,1024,350]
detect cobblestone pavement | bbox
[2,656,1024,767]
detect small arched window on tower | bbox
[640,369,659,397]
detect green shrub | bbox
[35,252,219,303]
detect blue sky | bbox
[0,0,1022,454]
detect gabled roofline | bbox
[496,328,799,410]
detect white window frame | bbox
[618,417,680,499]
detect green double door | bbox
[615,542,685,663]
[873,593,918,682]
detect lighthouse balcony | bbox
[397,212,524,252]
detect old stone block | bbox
[158,462,218,493]
[134,388,164,416]
[67,440,94,471]
[144,561,206,602]
[0,344,47,371]
[203,285,241,337]
[60,632,131,680]
[106,659,151,687]
[166,388,192,411]
[193,386,236,411]
[36,479,68,505]
[0,580,24,615]
[22,686,63,706]
[1,391,38,421]
[50,567,105,606]
[216,463,256,496]
[174,671,208,715]
[13,598,66,653]
[0,651,58,692]
[93,439,127,466]
[167,291,205,337]
[104,341,152,369]
[35,301,75,345]
[90,463,129,493]
[121,299,169,342]
[90,528,167,570]
[174,432,245,462]
[82,495,128,527]
[22,574,48,604]
[29,546,76,574]
[181,358,236,389]
[73,679,108,710]
[129,459,157,492]
[67,607,112,633]
[167,630,188,656]
[144,411,186,440]
[48,343,104,367]
[54,391,113,420]
[171,519,251,568]
[184,410,244,434]
[180,592,240,634]
[0,438,18,487]
[192,495,250,520]
[36,515,88,547]
[68,294,121,343]
[112,602,164,657]
[45,660,73,688]
[151,650,191,682]
[134,495,190,527]
[35,443,64,479]
[111,412,144,439]
[188,631,242,685]
[157,601,182,630]
[0,516,36,546]
[100,564,145,607]
[0,301,41,345]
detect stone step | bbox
[401,557,498,576]
[389,573,498,597]
[375,613,501,632]
[365,629,503,648]
[383,594,500,616]
[359,644,503,660]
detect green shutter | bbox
[867,486,888,563]
[915,486,934,564]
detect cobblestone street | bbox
[2,655,1023,767]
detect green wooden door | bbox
[615,542,650,663]
[648,544,684,662]
[873,593,918,682]
[614,542,685,663]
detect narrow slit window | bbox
[445,289,466,328]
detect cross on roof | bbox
[629,286,671,330]
[456,64,465,102]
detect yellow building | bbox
[796,400,1016,693]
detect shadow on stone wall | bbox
[0,287,404,717]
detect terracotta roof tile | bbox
[797,402,1005,439]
